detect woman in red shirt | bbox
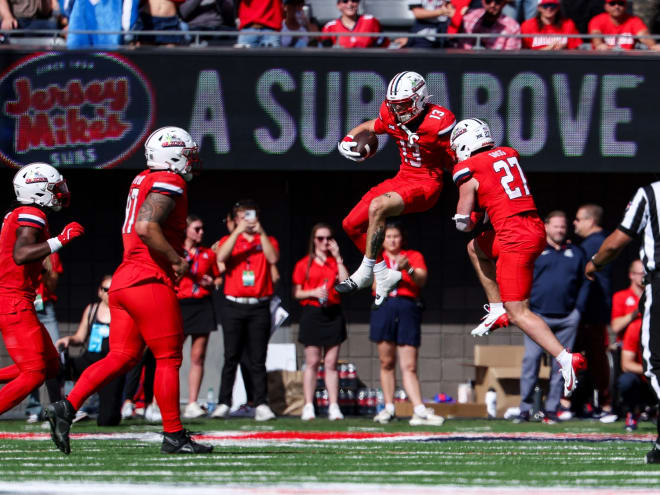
[520,0,581,50]
[177,215,221,419]
[293,223,349,421]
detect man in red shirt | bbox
[46,126,212,455]
[211,199,279,422]
[336,71,455,307]
[235,0,284,47]
[0,163,83,416]
[321,0,389,47]
[589,0,660,50]
[611,259,644,343]
[450,118,586,397]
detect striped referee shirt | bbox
[619,181,660,272]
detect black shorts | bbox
[180,297,217,335]
[369,296,422,347]
[297,305,347,348]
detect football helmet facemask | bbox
[144,126,200,181]
[386,71,430,124]
[450,118,495,162]
[13,163,70,211]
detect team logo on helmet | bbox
[24,169,48,184]
[161,132,187,148]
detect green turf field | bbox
[1,416,659,492]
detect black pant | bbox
[640,275,660,436]
[218,299,270,406]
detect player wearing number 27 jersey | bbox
[450,118,586,397]
[336,71,455,307]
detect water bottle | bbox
[485,387,497,419]
[318,278,328,306]
[532,385,543,419]
[206,387,216,415]
[357,388,368,416]
[376,388,385,413]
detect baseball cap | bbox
[538,0,560,5]
[605,0,626,3]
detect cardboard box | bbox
[395,401,487,418]
[473,345,550,413]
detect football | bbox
[353,130,379,159]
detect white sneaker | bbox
[72,410,89,423]
[373,268,402,307]
[373,409,394,424]
[301,403,315,421]
[255,404,276,421]
[121,401,135,420]
[183,402,207,419]
[471,304,509,337]
[328,403,344,421]
[335,266,374,294]
[409,407,445,426]
[26,413,39,424]
[211,403,230,419]
[561,353,587,397]
[144,403,162,423]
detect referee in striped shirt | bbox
[586,182,660,464]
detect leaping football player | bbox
[450,118,586,396]
[46,126,213,455]
[0,163,83,415]
[336,71,456,306]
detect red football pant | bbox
[0,308,59,414]
[67,282,184,433]
[476,213,546,302]
[342,172,442,256]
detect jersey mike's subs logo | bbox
[0,52,155,169]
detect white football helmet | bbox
[386,71,430,124]
[144,126,199,181]
[450,118,495,162]
[13,163,70,211]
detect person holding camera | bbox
[212,200,279,421]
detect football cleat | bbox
[471,304,509,337]
[45,399,75,455]
[373,268,402,307]
[161,429,213,454]
[335,266,374,294]
[561,353,587,397]
[647,443,660,464]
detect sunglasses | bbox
[193,226,204,232]
[539,3,558,8]
[484,0,505,4]
[315,236,333,241]
[101,286,110,292]
[339,0,360,4]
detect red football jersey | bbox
[176,246,220,299]
[321,15,389,48]
[383,249,426,299]
[520,18,582,49]
[219,234,279,298]
[588,13,647,49]
[0,206,49,310]
[611,287,641,343]
[111,170,188,291]
[452,147,537,231]
[373,102,456,179]
[292,255,341,307]
[36,252,63,303]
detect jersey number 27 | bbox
[493,157,530,200]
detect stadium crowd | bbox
[1,0,660,49]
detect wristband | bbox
[591,254,603,269]
[407,267,415,276]
[46,237,63,253]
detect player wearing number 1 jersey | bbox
[46,126,212,456]
[336,71,455,307]
[450,118,586,397]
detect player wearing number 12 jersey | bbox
[46,126,212,456]
[336,71,455,307]
[450,118,586,397]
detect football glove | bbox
[337,135,364,162]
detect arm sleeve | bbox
[150,174,185,197]
[409,250,427,271]
[452,165,473,186]
[17,208,46,230]
[611,291,625,321]
[619,187,647,236]
[292,258,306,285]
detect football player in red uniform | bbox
[46,127,212,455]
[336,71,456,306]
[0,163,83,415]
[450,118,586,396]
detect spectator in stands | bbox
[405,0,455,48]
[611,259,644,344]
[447,0,471,36]
[178,0,236,45]
[56,275,125,426]
[573,204,613,415]
[503,0,537,23]
[561,0,602,33]
[370,222,444,426]
[618,302,656,431]
[212,199,279,422]
[235,0,283,47]
[521,0,582,49]
[178,215,221,420]
[0,0,58,32]
[133,0,185,45]
[458,0,521,49]
[516,211,587,422]
[321,0,389,48]
[293,223,348,421]
[281,0,315,47]
[589,0,660,50]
